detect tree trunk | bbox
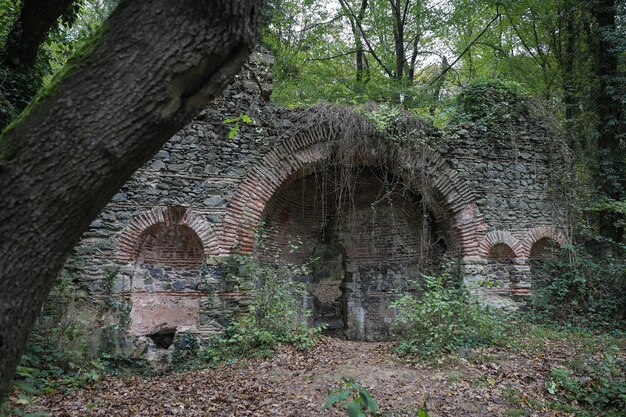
[391,0,405,81]
[562,0,576,150]
[355,0,368,83]
[0,0,261,400]
[2,0,77,69]
[593,0,625,245]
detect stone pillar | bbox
[510,258,531,298]
[461,256,488,290]
[197,256,250,335]
[343,262,366,340]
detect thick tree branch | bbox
[339,0,394,78]
[430,6,500,85]
[2,0,77,69]
[0,0,261,400]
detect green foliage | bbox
[451,78,531,143]
[360,103,406,140]
[0,1,41,131]
[0,365,52,416]
[546,346,626,416]
[21,273,90,372]
[581,196,626,248]
[3,348,109,415]
[202,253,323,364]
[0,0,115,134]
[324,378,431,417]
[391,275,506,358]
[171,333,200,367]
[528,244,626,330]
[223,114,253,139]
[261,0,446,109]
[0,66,42,131]
[415,408,430,417]
[324,378,379,417]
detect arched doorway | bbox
[221,120,484,340]
[259,166,449,340]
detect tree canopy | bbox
[261,0,624,245]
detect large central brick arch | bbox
[221,123,486,257]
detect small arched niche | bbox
[529,237,561,287]
[485,243,517,293]
[129,222,204,337]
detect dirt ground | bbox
[21,331,624,417]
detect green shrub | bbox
[171,333,200,367]
[528,244,626,330]
[324,378,380,417]
[456,78,529,121]
[450,78,535,145]
[391,275,506,358]
[203,254,323,363]
[324,377,431,417]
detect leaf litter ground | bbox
[20,332,626,416]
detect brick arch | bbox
[222,124,485,256]
[117,206,218,260]
[521,225,567,258]
[480,230,524,258]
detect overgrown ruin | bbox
[57,51,570,361]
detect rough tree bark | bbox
[0,0,261,400]
[390,0,406,81]
[338,0,370,83]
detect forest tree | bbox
[0,0,261,400]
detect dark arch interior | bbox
[485,243,516,293]
[258,166,451,340]
[529,237,561,286]
[309,243,346,333]
[139,224,204,270]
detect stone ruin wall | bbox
[439,111,569,303]
[58,50,569,359]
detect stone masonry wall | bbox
[439,112,569,300]
[56,50,569,355]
